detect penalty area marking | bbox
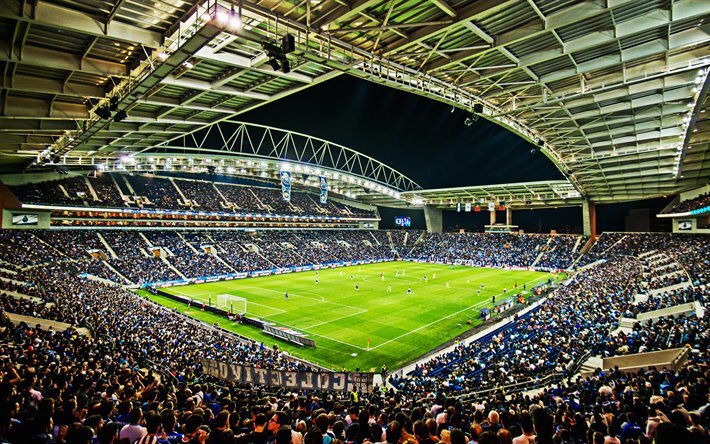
[301,308,368,330]
[238,285,362,311]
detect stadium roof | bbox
[403,180,584,209]
[0,0,708,204]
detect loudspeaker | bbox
[473,103,483,114]
[267,57,280,71]
[281,34,295,54]
[280,58,290,74]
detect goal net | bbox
[216,294,247,315]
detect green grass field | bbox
[142,262,553,371]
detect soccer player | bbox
[407,287,412,294]
[315,277,319,284]
[492,295,496,304]
[350,274,354,280]
[355,283,359,291]
[395,271,400,277]
[380,273,384,281]
[433,273,436,279]
[446,282,450,288]
[423,274,428,283]
[284,292,289,301]
[387,285,392,292]
[477,288,481,296]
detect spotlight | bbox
[109,96,119,111]
[464,113,479,126]
[262,41,291,73]
[473,103,483,114]
[281,34,295,54]
[95,105,112,120]
[281,58,290,74]
[216,9,229,24]
[114,110,128,122]
[183,60,194,69]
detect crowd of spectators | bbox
[0,226,706,444]
[624,287,707,319]
[8,174,126,208]
[125,175,184,209]
[407,233,581,270]
[0,265,707,444]
[670,192,710,213]
[6,174,377,219]
[143,232,233,278]
[177,180,226,212]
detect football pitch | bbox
[143,262,553,371]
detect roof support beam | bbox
[0,43,129,78]
[380,0,516,55]
[0,0,163,48]
[314,0,383,28]
[160,76,271,101]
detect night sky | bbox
[240,74,564,189]
[237,74,670,232]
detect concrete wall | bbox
[597,347,688,374]
[424,205,443,233]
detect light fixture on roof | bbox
[184,60,194,69]
[216,9,229,25]
[157,51,168,61]
[114,110,128,122]
[95,105,112,120]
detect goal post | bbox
[216,294,247,315]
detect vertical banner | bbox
[456,203,461,212]
[280,170,291,202]
[319,176,328,204]
[465,203,472,212]
[488,201,495,212]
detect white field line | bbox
[302,308,369,330]
[243,301,286,316]
[238,285,364,311]
[368,275,549,350]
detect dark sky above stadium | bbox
[241,74,564,189]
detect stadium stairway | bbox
[570,235,583,254]
[530,239,551,268]
[602,234,627,255]
[84,176,100,201]
[0,289,45,305]
[649,281,693,296]
[4,312,92,337]
[96,233,119,258]
[161,257,186,279]
[177,232,201,254]
[102,261,133,285]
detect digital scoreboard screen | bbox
[395,216,411,227]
